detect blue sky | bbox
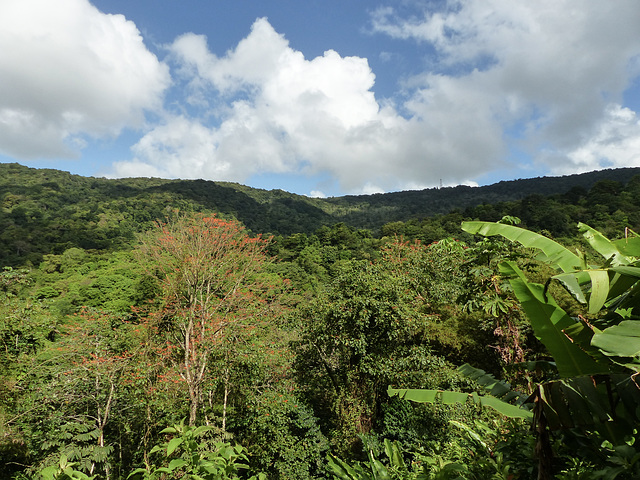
[2,1,640,197]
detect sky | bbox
[1,1,640,198]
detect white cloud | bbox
[16,1,616,196]
[114,17,503,194]
[114,18,410,192]
[0,0,169,159]
[115,3,640,195]
[1,1,639,196]
[371,0,640,178]
[562,105,640,173]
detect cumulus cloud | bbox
[114,18,410,192]
[114,17,505,193]
[562,105,640,173]
[0,0,169,159]
[114,2,640,195]
[371,0,640,177]
[10,0,639,194]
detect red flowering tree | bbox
[139,213,274,426]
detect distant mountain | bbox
[1,162,639,265]
[325,168,640,228]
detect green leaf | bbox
[578,223,632,265]
[449,420,488,451]
[39,466,57,480]
[592,321,640,362]
[192,425,213,437]
[149,445,163,455]
[586,269,610,314]
[383,439,405,470]
[612,237,640,257]
[500,261,608,377]
[168,458,187,470]
[464,221,595,302]
[609,266,640,278]
[462,221,581,273]
[387,386,533,420]
[126,468,149,479]
[369,456,391,480]
[327,454,368,480]
[166,437,183,456]
[457,363,527,404]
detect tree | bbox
[295,240,470,453]
[138,213,274,427]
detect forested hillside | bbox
[2,163,640,479]
[2,162,640,267]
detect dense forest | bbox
[2,164,640,479]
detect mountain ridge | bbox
[1,162,639,267]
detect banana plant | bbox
[463,221,640,375]
[388,363,534,421]
[390,221,640,479]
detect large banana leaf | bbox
[388,361,535,420]
[462,221,589,302]
[612,236,640,257]
[500,261,608,377]
[387,386,533,420]
[388,375,640,440]
[578,223,633,265]
[462,221,581,273]
[591,321,640,371]
[457,363,528,404]
[585,269,610,314]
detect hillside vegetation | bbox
[2,162,640,267]
[2,163,640,479]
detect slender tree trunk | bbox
[97,379,115,480]
[222,357,230,432]
[188,382,199,426]
[534,390,553,480]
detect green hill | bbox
[1,162,639,266]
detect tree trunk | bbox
[534,390,553,480]
[188,382,199,426]
[222,361,230,432]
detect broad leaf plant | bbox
[390,221,640,479]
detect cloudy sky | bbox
[1,0,640,197]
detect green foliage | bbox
[6,164,640,478]
[416,221,640,478]
[138,212,281,426]
[389,362,534,421]
[295,239,476,454]
[327,424,535,480]
[3,162,640,269]
[238,389,329,480]
[38,454,96,480]
[380,221,640,479]
[327,438,417,480]
[128,420,264,480]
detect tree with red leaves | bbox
[139,213,274,427]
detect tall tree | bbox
[295,239,469,452]
[138,213,273,426]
